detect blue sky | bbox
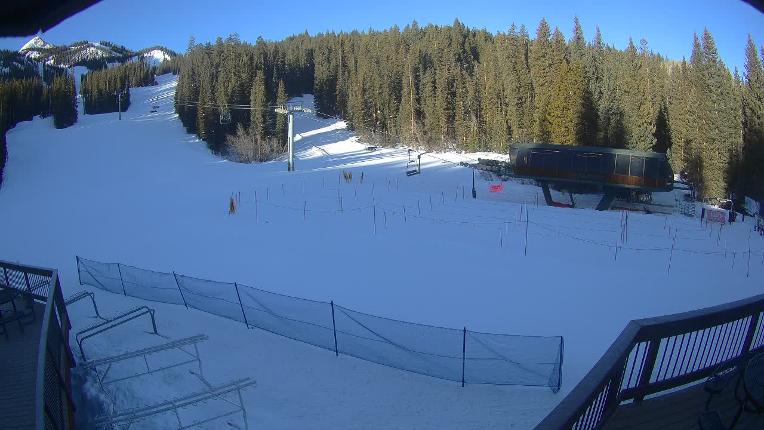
[1,0,763,72]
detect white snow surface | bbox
[139,49,171,66]
[2,74,763,429]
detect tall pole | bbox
[117,91,122,120]
[288,111,294,171]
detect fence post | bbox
[331,301,339,356]
[524,212,529,256]
[461,327,467,387]
[173,271,189,309]
[76,256,83,285]
[117,263,127,296]
[233,283,249,328]
[23,271,31,294]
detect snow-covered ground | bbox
[1,74,763,429]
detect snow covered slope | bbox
[1,75,763,429]
[137,49,171,66]
[17,36,175,68]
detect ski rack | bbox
[82,334,209,387]
[75,306,158,360]
[65,290,104,320]
[94,377,256,430]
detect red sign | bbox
[705,208,726,224]
[489,183,504,193]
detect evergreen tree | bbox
[51,74,77,129]
[547,60,596,145]
[741,35,764,201]
[250,71,268,145]
[569,17,586,63]
[168,21,755,199]
[0,77,47,186]
[275,79,288,146]
[530,18,554,142]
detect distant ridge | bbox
[16,36,177,69]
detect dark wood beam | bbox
[0,0,101,37]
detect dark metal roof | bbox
[0,0,101,37]
[512,143,669,159]
[744,0,764,13]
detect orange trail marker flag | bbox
[489,183,504,193]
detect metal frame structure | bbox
[65,290,103,320]
[536,293,764,429]
[274,104,313,171]
[510,143,674,211]
[82,334,209,389]
[94,378,256,430]
[75,306,158,360]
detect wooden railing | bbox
[1,260,56,301]
[0,260,75,430]
[535,293,764,429]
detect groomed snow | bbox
[1,74,763,429]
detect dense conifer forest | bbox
[81,61,156,114]
[0,71,76,186]
[176,19,764,205]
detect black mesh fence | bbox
[76,256,563,391]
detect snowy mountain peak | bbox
[141,49,171,66]
[10,37,176,71]
[20,36,54,52]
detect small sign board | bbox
[705,208,727,224]
[489,183,504,193]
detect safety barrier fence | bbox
[76,256,563,391]
[234,184,764,260]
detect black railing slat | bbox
[660,335,676,381]
[721,319,740,363]
[711,322,731,366]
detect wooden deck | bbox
[0,301,44,430]
[604,378,764,430]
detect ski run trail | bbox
[2,74,763,429]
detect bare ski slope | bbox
[1,74,762,429]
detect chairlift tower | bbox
[114,90,123,120]
[274,104,312,171]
